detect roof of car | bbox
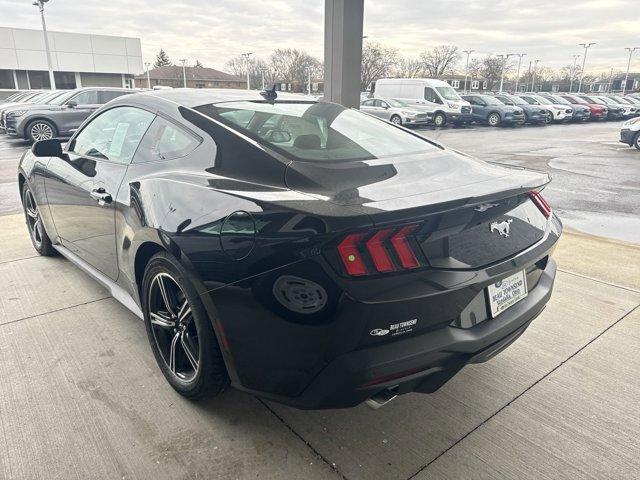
[132,88,318,107]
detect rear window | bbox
[198,101,436,162]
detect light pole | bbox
[498,53,516,93]
[462,50,474,94]
[241,52,253,90]
[32,0,56,89]
[531,59,540,91]
[180,59,187,88]
[144,62,151,89]
[577,42,596,93]
[514,53,526,93]
[622,47,639,94]
[569,54,580,92]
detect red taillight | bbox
[365,228,395,272]
[336,224,422,277]
[528,191,552,219]
[390,225,420,269]
[337,233,368,276]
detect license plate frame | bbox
[487,270,528,318]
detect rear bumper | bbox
[263,257,556,409]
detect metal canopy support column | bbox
[324,0,364,108]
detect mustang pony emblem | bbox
[490,219,513,237]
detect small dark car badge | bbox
[490,219,513,237]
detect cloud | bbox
[0,0,637,74]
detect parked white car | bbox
[620,116,640,150]
[360,98,432,126]
[374,78,472,127]
[517,94,573,122]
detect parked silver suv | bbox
[2,87,134,142]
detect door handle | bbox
[90,187,112,205]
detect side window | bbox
[424,87,442,104]
[378,101,389,109]
[361,99,375,107]
[70,106,155,164]
[424,87,436,102]
[71,90,99,105]
[99,90,130,104]
[133,116,201,164]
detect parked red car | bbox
[558,94,608,120]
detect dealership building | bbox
[0,27,143,93]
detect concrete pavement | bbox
[0,211,639,479]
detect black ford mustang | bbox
[17,88,561,409]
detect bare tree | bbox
[361,41,398,90]
[269,49,322,88]
[226,55,279,89]
[478,55,505,90]
[392,57,425,78]
[419,45,460,77]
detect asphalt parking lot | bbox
[1,123,639,479]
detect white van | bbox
[374,78,472,127]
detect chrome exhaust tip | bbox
[365,387,398,410]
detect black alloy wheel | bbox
[142,252,229,399]
[148,272,200,382]
[22,184,55,256]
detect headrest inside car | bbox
[293,134,321,149]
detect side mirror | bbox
[32,138,63,158]
[66,100,77,108]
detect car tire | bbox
[390,115,402,125]
[487,113,501,127]
[22,183,56,256]
[142,251,230,400]
[433,113,446,127]
[26,119,57,142]
[634,132,640,150]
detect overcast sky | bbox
[1,0,638,74]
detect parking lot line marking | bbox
[406,302,640,480]
[557,268,640,294]
[0,254,39,266]
[0,296,111,329]
[258,398,350,480]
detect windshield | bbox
[207,101,436,162]
[506,95,528,105]
[494,96,514,105]
[388,99,408,108]
[435,86,461,101]
[532,96,552,105]
[37,91,64,104]
[50,90,79,105]
[25,92,50,103]
[596,97,615,105]
[548,96,570,105]
[18,93,41,103]
[580,95,600,104]
[481,96,503,106]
